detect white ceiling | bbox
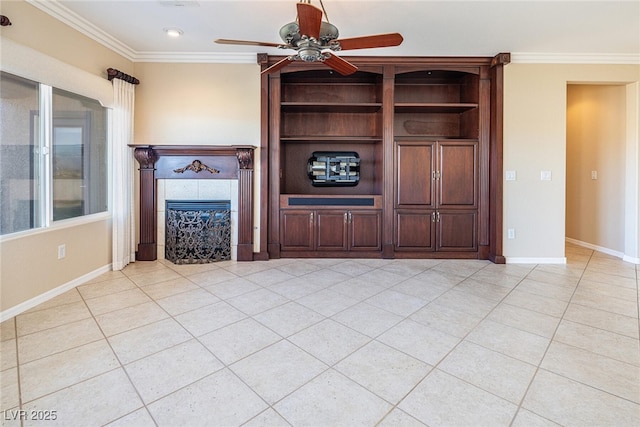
[28,0,640,63]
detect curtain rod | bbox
[107,68,140,85]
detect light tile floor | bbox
[1,244,639,426]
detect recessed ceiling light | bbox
[163,27,183,37]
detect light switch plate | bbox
[591,170,598,180]
[505,170,516,181]
[540,170,552,181]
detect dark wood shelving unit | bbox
[260,55,509,262]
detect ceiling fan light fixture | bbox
[319,22,339,44]
[279,22,301,44]
[163,27,183,37]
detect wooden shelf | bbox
[394,103,478,113]
[281,102,382,113]
[280,136,383,143]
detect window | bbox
[0,72,108,236]
[52,88,108,221]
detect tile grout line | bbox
[74,279,155,426]
[507,248,596,427]
[374,261,537,426]
[127,263,283,425]
[5,251,637,426]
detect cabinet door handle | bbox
[432,212,436,223]
[344,212,348,224]
[436,211,440,222]
[310,212,314,223]
[348,212,352,223]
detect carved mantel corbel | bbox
[133,146,156,169]
[236,148,254,170]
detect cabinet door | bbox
[349,210,381,251]
[394,210,435,251]
[396,141,435,208]
[436,211,477,251]
[438,141,478,208]
[316,210,348,251]
[280,210,314,251]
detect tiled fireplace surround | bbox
[132,145,255,262]
[158,179,237,261]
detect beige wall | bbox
[566,84,627,253]
[503,63,640,262]
[1,220,112,311]
[133,62,261,146]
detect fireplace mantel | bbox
[130,145,255,261]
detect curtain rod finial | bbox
[106,68,140,85]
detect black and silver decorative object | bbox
[307,151,360,187]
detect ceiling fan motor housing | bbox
[299,45,322,62]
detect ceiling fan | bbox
[215,0,403,75]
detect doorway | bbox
[566,84,629,258]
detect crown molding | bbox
[26,0,137,62]
[25,1,640,66]
[26,0,259,64]
[511,52,640,65]
[134,52,259,64]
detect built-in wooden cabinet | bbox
[262,55,508,262]
[280,207,381,253]
[395,139,478,253]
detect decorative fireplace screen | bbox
[165,200,231,264]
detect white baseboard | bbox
[0,264,112,323]
[505,257,567,264]
[566,238,640,264]
[565,237,624,258]
[622,254,640,265]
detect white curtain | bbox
[111,78,136,270]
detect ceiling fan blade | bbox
[297,3,322,39]
[261,57,295,75]
[335,33,404,51]
[215,39,283,48]
[323,53,358,76]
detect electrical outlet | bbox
[507,228,515,239]
[58,244,66,259]
[591,170,598,180]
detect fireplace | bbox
[165,200,231,264]
[131,145,256,261]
